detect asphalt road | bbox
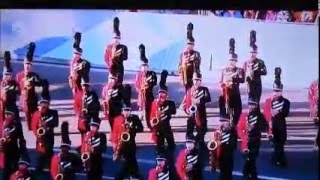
[0,61,318,180]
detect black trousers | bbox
[186,116,207,143]
[248,83,262,108]
[36,146,53,170]
[144,99,153,130]
[110,64,124,85]
[271,123,287,165]
[243,139,261,180]
[155,129,176,155]
[219,146,234,180]
[115,146,140,180]
[2,147,20,180]
[87,154,103,180]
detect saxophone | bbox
[180,51,190,86]
[103,87,112,117]
[188,87,198,115]
[241,120,250,154]
[208,131,221,172]
[246,62,254,95]
[81,132,93,171]
[78,92,88,132]
[140,73,148,109]
[113,119,131,161]
[221,82,230,113]
[55,153,64,180]
[151,101,162,127]
[36,114,47,153]
[0,125,9,151]
[184,149,193,180]
[111,44,123,66]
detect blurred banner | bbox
[0,9,318,89]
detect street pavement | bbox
[0,60,319,180]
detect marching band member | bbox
[237,97,266,180]
[263,67,290,167]
[149,70,176,155]
[51,121,82,180]
[80,117,107,180]
[10,153,35,180]
[176,136,203,180]
[111,86,143,180]
[104,17,128,85]
[135,44,157,129]
[178,23,201,109]
[101,74,124,130]
[148,154,175,180]
[0,107,25,180]
[308,80,319,149]
[31,79,59,172]
[1,51,20,122]
[184,72,211,145]
[69,32,91,96]
[207,114,237,180]
[77,77,101,139]
[219,38,245,128]
[15,42,43,130]
[243,30,267,107]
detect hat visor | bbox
[122,107,131,111]
[273,88,283,92]
[186,140,196,143]
[89,122,100,127]
[229,58,237,61]
[18,161,30,166]
[60,143,71,148]
[81,83,90,86]
[156,158,166,161]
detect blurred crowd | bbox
[122,10,319,24]
[212,10,319,24]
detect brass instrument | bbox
[81,133,92,171]
[246,62,254,95]
[184,150,193,180]
[189,87,198,115]
[140,73,148,109]
[180,51,193,86]
[208,132,221,172]
[229,108,234,127]
[113,119,131,161]
[242,121,250,154]
[55,153,64,180]
[37,114,47,137]
[221,82,230,113]
[103,88,112,116]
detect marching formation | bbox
[0,16,318,180]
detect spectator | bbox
[265,10,278,22]
[243,10,257,19]
[212,10,224,17]
[299,11,317,23]
[222,10,243,18]
[276,10,294,22]
[255,11,267,20]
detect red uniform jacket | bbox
[110,115,125,151]
[208,131,221,172]
[104,44,115,68]
[149,100,160,143]
[50,153,60,179]
[184,87,201,127]
[10,170,33,180]
[263,97,273,135]
[15,71,25,108]
[0,121,4,168]
[148,168,157,180]
[135,71,145,108]
[74,89,84,117]
[176,150,187,180]
[308,80,318,118]
[237,113,249,152]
